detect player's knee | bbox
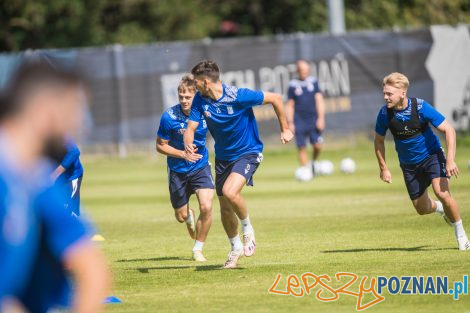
[435,190,451,202]
[199,202,212,215]
[175,211,186,223]
[222,188,238,202]
[412,201,430,215]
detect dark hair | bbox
[191,60,220,82]
[1,59,84,119]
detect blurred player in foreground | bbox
[156,74,214,262]
[184,60,293,268]
[374,72,469,250]
[0,61,110,313]
[286,59,325,175]
[49,138,84,216]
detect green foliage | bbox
[0,0,469,51]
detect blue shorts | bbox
[64,176,82,216]
[215,152,263,197]
[295,123,324,148]
[168,163,214,209]
[400,150,447,200]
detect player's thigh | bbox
[431,177,451,200]
[195,188,214,211]
[411,189,431,211]
[222,172,247,199]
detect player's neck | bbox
[2,121,42,169]
[394,97,408,111]
[207,82,223,101]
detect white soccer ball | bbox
[319,160,334,176]
[340,158,356,174]
[295,166,313,182]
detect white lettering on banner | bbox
[159,54,352,120]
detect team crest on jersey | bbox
[295,87,303,96]
[216,107,221,114]
[202,120,207,128]
[204,111,211,118]
[204,105,209,111]
[227,106,234,115]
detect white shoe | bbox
[223,250,243,269]
[192,250,207,262]
[243,232,256,257]
[185,209,196,240]
[458,236,470,251]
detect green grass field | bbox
[82,141,470,313]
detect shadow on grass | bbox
[116,256,192,263]
[321,245,455,253]
[134,264,243,273]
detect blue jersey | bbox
[287,76,321,123]
[375,98,445,165]
[157,104,209,174]
[57,139,83,183]
[0,134,88,312]
[189,84,264,161]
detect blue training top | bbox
[0,133,89,313]
[189,84,265,161]
[287,76,321,123]
[57,139,83,183]
[157,104,209,174]
[375,98,445,165]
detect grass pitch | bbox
[83,140,470,313]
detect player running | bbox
[156,74,214,262]
[374,72,470,250]
[286,59,325,175]
[184,60,293,268]
[49,138,84,216]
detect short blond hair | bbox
[177,74,196,93]
[383,72,409,90]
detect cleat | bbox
[192,250,207,262]
[243,232,256,257]
[185,208,196,240]
[223,250,243,269]
[458,236,470,251]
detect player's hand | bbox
[380,169,392,184]
[281,129,294,144]
[184,143,198,155]
[183,150,203,163]
[316,118,325,131]
[446,159,459,178]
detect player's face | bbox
[297,61,310,80]
[383,84,406,108]
[178,88,195,113]
[194,76,209,96]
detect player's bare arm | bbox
[156,136,202,163]
[374,133,392,183]
[263,92,294,144]
[285,98,295,132]
[64,241,111,313]
[436,120,459,178]
[183,120,199,155]
[315,92,325,131]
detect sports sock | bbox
[192,240,204,252]
[452,220,467,239]
[229,235,243,251]
[185,211,193,224]
[434,200,444,216]
[241,216,254,234]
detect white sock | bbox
[241,216,254,234]
[229,235,243,251]
[185,212,193,224]
[452,220,467,239]
[434,200,445,216]
[192,240,204,252]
